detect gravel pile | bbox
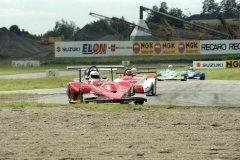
[70,24,103,41]
[0,27,47,60]
[0,25,125,60]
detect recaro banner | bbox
[200,40,240,54]
[55,41,132,57]
[132,41,200,56]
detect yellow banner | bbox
[226,60,240,68]
[132,41,200,56]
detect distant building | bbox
[188,13,239,29]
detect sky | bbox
[1,0,223,35]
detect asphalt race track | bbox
[0,72,240,107]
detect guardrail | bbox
[116,67,157,74]
[159,64,192,68]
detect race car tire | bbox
[130,86,135,96]
[151,79,157,95]
[181,75,187,81]
[67,85,75,104]
[134,101,144,105]
[200,76,205,80]
[79,87,83,103]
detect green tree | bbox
[168,8,184,28]
[90,19,110,36]
[168,8,184,18]
[146,5,160,23]
[146,3,185,28]
[9,25,22,36]
[220,0,237,13]
[146,2,170,24]
[90,16,130,39]
[44,19,79,39]
[202,0,220,14]
[159,2,168,13]
[110,16,126,35]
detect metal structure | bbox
[217,15,238,39]
[101,19,123,40]
[140,6,237,40]
[89,12,169,40]
[89,12,123,40]
[145,20,213,40]
[163,19,181,40]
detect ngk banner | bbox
[132,41,200,56]
[200,40,240,55]
[226,60,240,68]
[55,41,132,57]
[193,61,226,69]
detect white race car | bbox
[114,67,157,96]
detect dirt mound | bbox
[70,24,103,41]
[0,27,47,60]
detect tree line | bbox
[9,0,238,41]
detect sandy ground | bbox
[0,106,239,160]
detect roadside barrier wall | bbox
[55,40,240,58]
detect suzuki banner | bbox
[193,61,226,69]
[55,41,132,57]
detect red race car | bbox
[66,65,147,104]
[114,66,157,96]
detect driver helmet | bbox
[168,65,173,70]
[125,69,133,76]
[189,66,193,70]
[131,68,137,75]
[90,71,100,79]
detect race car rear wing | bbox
[116,67,157,75]
[67,65,125,82]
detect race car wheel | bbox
[200,76,205,80]
[151,79,157,96]
[130,86,135,96]
[181,75,187,81]
[67,85,75,104]
[134,101,144,105]
[79,87,83,103]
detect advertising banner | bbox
[132,41,200,56]
[12,61,40,67]
[46,69,59,77]
[226,60,240,68]
[193,61,226,69]
[55,41,132,57]
[200,40,240,54]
